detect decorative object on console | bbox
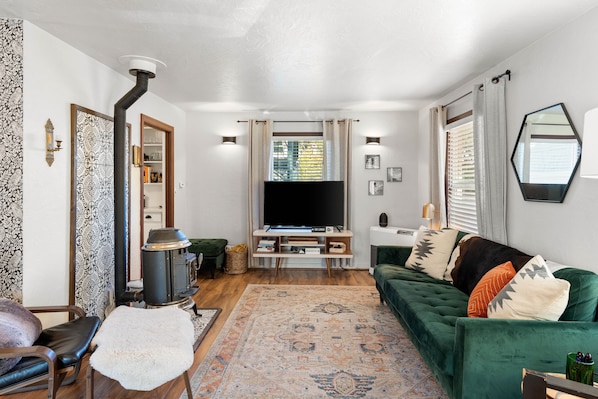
[405,226,459,280]
[581,107,598,178]
[422,202,435,228]
[488,254,570,321]
[366,136,380,145]
[45,118,62,166]
[378,212,388,227]
[222,136,236,144]
[511,103,581,202]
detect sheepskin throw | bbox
[0,298,42,375]
[89,305,194,391]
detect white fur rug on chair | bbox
[90,305,194,391]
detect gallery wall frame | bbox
[387,167,402,182]
[69,104,131,319]
[365,154,380,169]
[368,180,384,195]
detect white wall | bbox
[184,111,420,269]
[22,22,186,311]
[418,7,598,271]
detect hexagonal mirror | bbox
[511,103,581,203]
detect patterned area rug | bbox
[185,285,447,398]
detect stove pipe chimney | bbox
[114,55,164,306]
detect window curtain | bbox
[247,120,273,266]
[473,78,508,244]
[322,119,352,229]
[429,106,447,229]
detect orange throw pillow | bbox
[468,261,516,318]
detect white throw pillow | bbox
[405,226,459,280]
[444,233,478,282]
[487,255,570,321]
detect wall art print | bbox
[0,19,24,301]
[70,104,130,319]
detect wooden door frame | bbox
[140,114,175,246]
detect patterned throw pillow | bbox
[468,261,516,318]
[405,226,459,280]
[488,255,571,321]
[444,233,478,282]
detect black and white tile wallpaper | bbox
[0,19,23,302]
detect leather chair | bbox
[0,305,100,399]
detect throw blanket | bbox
[0,299,42,375]
[90,305,194,391]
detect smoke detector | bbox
[118,55,166,78]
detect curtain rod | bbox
[442,69,511,108]
[237,119,360,123]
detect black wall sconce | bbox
[366,136,380,145]
[222,136,237,144]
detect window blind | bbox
[272,135,324,181]
[446,122,478,233]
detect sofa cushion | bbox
[0,299,42,376]
[451,236,532,295]
[467,261,516,318]
[385,279,468,377]
[405,227,459,280]
[444,233,478,282]
[373,264,448,292]
[553,267,598,321]
[488,255,570,321]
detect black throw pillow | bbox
[451,236,532,295]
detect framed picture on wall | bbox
[368,180,384,195]
[365,154,380,169]
[387,167,402,182]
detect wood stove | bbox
[141,228,198,311]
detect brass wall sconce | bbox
[45,118,62,166]
[132,145,141,167]
[422,202,436,229]
[366,136,380,145]
[222,136,237,144]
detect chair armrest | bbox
[27,305,86,318]
[0,345,57,364]
[375,245,413,266]
[454,318,598,399]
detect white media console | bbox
[252,228,353,277]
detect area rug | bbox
[192,308,221,351]
[184,285,447,398]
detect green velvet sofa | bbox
[373,236,598,399]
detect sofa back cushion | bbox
[451,236,532,295]
[553,267,598,321]
[404,227,459,280]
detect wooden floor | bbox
[6,268,374,399]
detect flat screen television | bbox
[263,181,344,229]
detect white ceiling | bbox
[1,0,597,112]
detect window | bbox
[271,133,323,181]
[445,122,478,233]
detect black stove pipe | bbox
[114,70,150,306]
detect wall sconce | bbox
[422,202,436,229]
[222,136,237,144]
[132,145,141,167]
[45,118,62,166]
[366,136,380,145]
[581,107,598,178]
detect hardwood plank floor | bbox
[6,268,374,399]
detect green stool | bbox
[188,238,228,279]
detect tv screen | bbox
[263,181,344,228]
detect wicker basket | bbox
[225,244,248,274]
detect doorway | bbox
[139,114,174,266]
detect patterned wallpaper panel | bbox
[0,19,23,301]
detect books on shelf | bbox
[257,239,276,252]
[286,236,320,245]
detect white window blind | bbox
[446,122,478,233]
[272,134,323,181]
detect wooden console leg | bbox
[326,258,332,278]
[275,257,281,276]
